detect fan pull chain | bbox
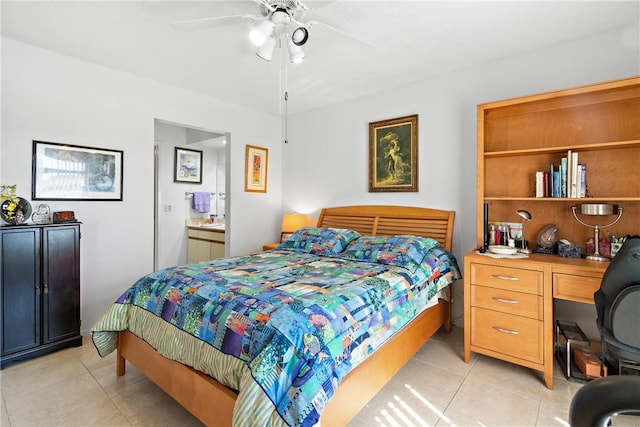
[284,91,289,144]
[282,38,289,144]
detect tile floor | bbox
[1,326,638,427]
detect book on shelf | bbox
[553,170,560,198]
[535,171,544,197]
[566,150,572,198]
[560,157,567,198]
[549,163,554,198]
[579,163,587,198]
[543,171,550,197]
[570,151,579,198]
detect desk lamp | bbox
[516,209,532,253]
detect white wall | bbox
[283,25,639,335]
[1,38,283,333]
[2,24,637,339]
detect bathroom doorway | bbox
[153,119,230,270]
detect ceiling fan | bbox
[172,0,372,63]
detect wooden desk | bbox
[463,251,607,389]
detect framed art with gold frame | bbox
[244,144,268,193]
[368,114,418,192]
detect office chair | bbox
[593,235,640,372]
[569,375,640,426]
[570,238,640,427]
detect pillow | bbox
[276,227,361,256]
[340,235,440,272]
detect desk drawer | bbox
[471,285,543,320]
[470,307,543,364]
[471,264,542,295]
[553,273,601,304]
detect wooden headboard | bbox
[316,205,455,252]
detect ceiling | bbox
[2,1,638,115]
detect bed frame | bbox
[116,205,456,426]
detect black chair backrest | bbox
[610,285,640,349]
[595,236,640,332]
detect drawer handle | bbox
[493,326,519,335]
[492,274,519,281]
[493,297,518,304]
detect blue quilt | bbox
[92,248,460,426]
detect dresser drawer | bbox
[470,307,543,364]
[471,285,543,320]
[471,263,542,295]
[553,273,601,304]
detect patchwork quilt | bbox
[92,247,460,426]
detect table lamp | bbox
[281,213,309,241]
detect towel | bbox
[192,192,210,213]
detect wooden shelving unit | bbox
[465,77,639,389]
[476,77,640,248]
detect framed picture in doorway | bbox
[244,145,268,193]
[174,147,203,184]
[32,140,123,201]
[368,114,418,192]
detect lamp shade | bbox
[291,27,309,46]
[287,38,305,63]
[281,213,309,232]
[256,36,276,61]
[249,20,275,47]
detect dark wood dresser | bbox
[1,222,82,368]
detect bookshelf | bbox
[476,77,640,249]
[465,77,639,389]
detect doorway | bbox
[153,119,230,270]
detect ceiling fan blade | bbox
[306,20,376,49]
[255,0,276,14]
[171,14,261,32]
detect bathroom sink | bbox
[199,223,225,230]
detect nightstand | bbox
[262,242,280,251]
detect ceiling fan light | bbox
[290,51,305,63]
[249,20,274,46]
[256,36,276,61]
[291,27,309,46]
[287,38,305,63]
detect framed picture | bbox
[32,140,123,201]
[174,147,203,184]
[368,114,418,192]
[244,144,268,193]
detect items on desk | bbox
[585,238,595,255]
[558,240,582,259]
[599,238,611,257]
[608,232,626,257]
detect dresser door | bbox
[42,225,80,344]
[1,228,41,356]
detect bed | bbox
[92,205,460,426]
